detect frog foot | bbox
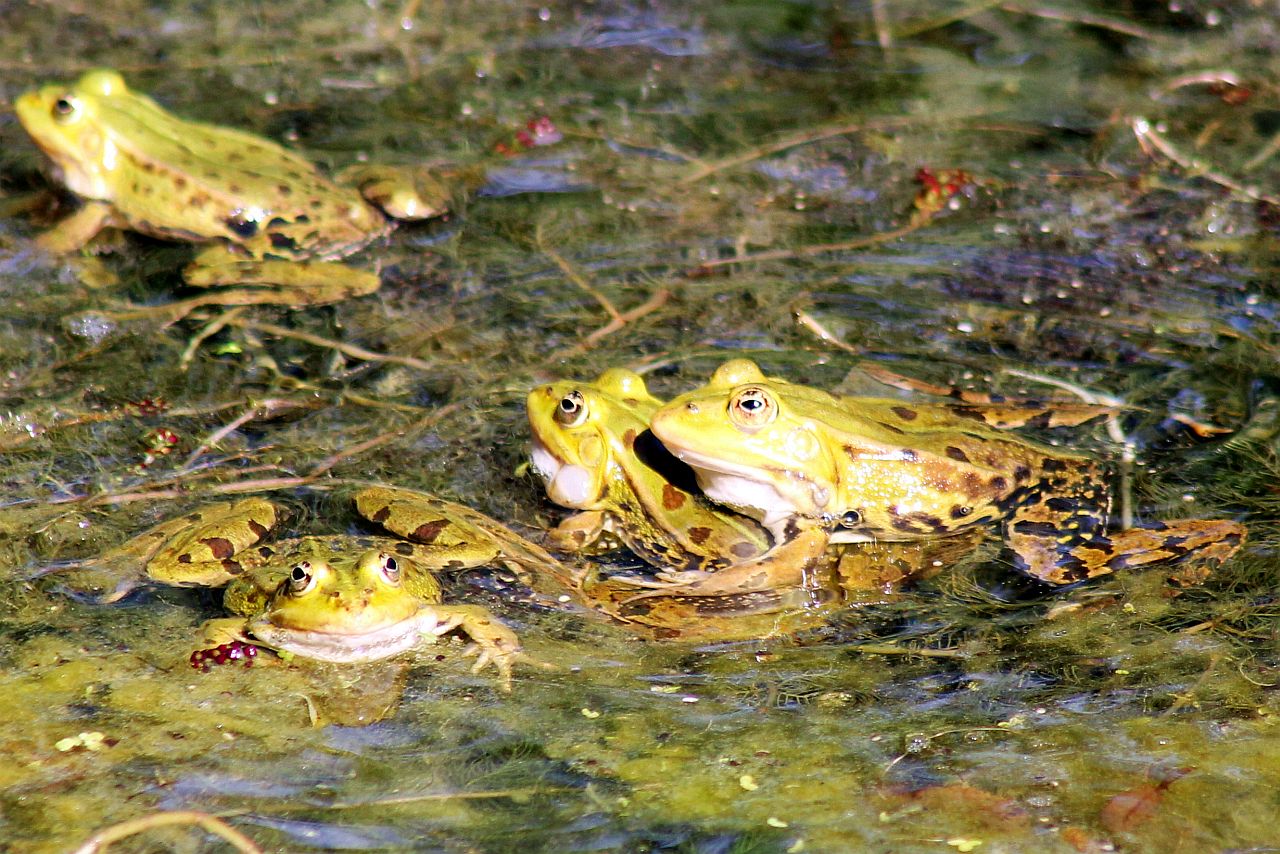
[429,604,540,693]
[1010,517,1247,585]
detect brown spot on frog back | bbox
[688,526,711,545]
[662,483,687,510]
[945,446,971,463]
[891,406,918,421]
[623,428,637,448]
[411,519,451,544]
[199,537,235,559]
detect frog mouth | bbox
[248,613,431,663]
[666,446,829,524]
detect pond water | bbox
[1,1,1278,851]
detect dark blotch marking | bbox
[200,537,236,559]
[412,519,451,543]
[662,484,687,511]
[370,506,392,524]
[395,542,416,556]
[276,184,293,196]
[221,559,244,575]
[622,428,637,448]
[988,476,1008,492]
[730,541,757,558]
[1025,412,1053,429]
[876,421,905,435]
[945,446,970,463]
[1013,465,1031,482]
[901,449,919,462]
[1041,458,1066,473]
[688,527,711,545]
[247,519,270,538]
[269,233,299,251]
[267,216,289,229]
[1012,520,1059,537]
[1044,497,1077,513]
[891,406,918,421]
[225,216,258,239]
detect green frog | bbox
[646,359,1246,595]
[56,486,566,689]
[200,540,529,690]
[526,368,771,584]
[15,69,450,306]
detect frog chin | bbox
[248,613,426,663]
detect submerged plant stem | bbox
[70,810,261,854]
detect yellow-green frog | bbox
[15,69,450,306]
[647,359,1246,595]
[200,540,529,690]
[527,368,771,585]
[54,486,566,689]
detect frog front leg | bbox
[184,243,382,306]
[35,200,115,252]
[1005,486,1246,585]
[423,604,536,693]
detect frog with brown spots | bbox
[15,70,452,307]
[527,367,772,586]
[645,359,1246,596]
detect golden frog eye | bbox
[379,553,401,585]
[839,510,862,528]
[52,95,81,123]
[729,386,776,429]
[554,390,587,427]
[287,561,316,596]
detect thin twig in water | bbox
[540,241,622,322]
[1133,117,1280,205]
[181,398,322,469]
[306,403,462,476]
[180,306,246,370]
[226,316,435,372]
[680,118,916,184]
[794,306,862,355]
[71,810,261,854]
[1000,3,1164,40]
[688,221,921,273]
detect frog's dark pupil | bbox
[291,565,309,581]
[54,97,74,115]
[384,557,398,572]
[841,510,862,527]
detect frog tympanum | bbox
[15,70,450,307]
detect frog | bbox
[49,486,568,690]
[645,359,1246,596]
[526,367,772,585]
[199,540,530,690]
[14,69,451,308]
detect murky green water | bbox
[1,1,1279,850]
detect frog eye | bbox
[839,510,862,528]
[378,553,401,585]
[51,95,81,123]
[287,561,316,595]
[554,390,587,427]
[728,387,776,429]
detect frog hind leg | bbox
[1006,497,1246,586]
[184,243,381,306]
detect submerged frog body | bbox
[57,486,564,689]
[648,359,1245,594]
[15,69,450,306]
[527,368,770,582]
